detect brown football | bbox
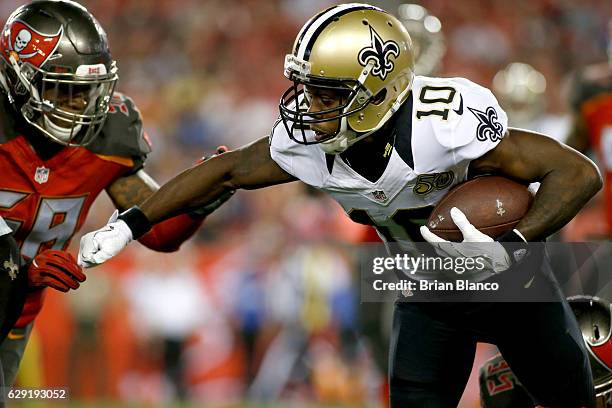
[426,176,534,242]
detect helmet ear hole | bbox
[372,89,387,105]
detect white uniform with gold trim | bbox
[270,76,508,279]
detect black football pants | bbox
[0,234,27,343]
[388,259,595,407]
[0,233,27,404]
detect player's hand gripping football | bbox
[420,207,514,273]
[27,250,86,292]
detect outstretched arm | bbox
[107,170,206,252]
[140,136,296,224]
[78,137,295,267]
[470,127,602,241]
[106,147,235,252]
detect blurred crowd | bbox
[2,0,611,406]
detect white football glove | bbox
[419,207,512,273]
[78,210,134,268]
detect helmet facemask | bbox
[280,55,376,154]
[7,54,118,146]
[280,54,413,155]
[278,5,415,155]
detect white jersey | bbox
[0,216,11,236]
[270,76,508,253]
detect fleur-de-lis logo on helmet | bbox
[358,26,400,81]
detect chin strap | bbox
[319,62,375,154]
[320,120,354,154]
[43,115,81,142]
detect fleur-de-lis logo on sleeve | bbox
[358,26,400,80]
[467,106,504,142]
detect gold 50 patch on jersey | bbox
[413,171,454,195]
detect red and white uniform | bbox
[0,92,150,327]
[570,64,612,234]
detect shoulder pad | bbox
[411,76,507,172]
[269,117,329,187]
[86,92,152,169]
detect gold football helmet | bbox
[492,62,546,127]
[279,4,415,154]
[397,4,445,76]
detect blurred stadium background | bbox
[1,0,611,407]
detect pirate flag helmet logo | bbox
[1,20,62,68]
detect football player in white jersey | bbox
[78,4,601,407]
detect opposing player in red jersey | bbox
[566,22,612,237]
[0,0,231,385]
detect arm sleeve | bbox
[137,214,204,253]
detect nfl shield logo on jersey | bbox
[371,190,388,202]
[34,166,50,184]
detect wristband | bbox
[496,229,527,243]
[496,229,529,263]
[117,206,152,240]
